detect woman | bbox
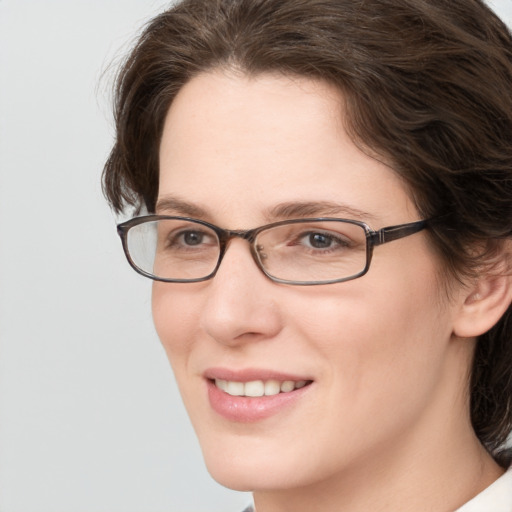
[103,0,512,510]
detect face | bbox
[153,71,471,493]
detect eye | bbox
[306,232,335,249]
[161,226,217,250]
[181,231,205,246]
[298,231,349,251]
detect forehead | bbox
[158,70,416,227]
[160,70,346,165]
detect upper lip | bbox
[203,367,313,382]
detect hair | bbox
[103,0,512,465]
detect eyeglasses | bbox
[117,215,429,286]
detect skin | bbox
[152,70,503,512]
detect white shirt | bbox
[455,466,512,511]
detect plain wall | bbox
[0,1,511,511]
[0,1,249,511]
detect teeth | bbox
[216,379,227,392]
[226,381,244,396]
[215,378,309,397]
[264,380,281,396]
[245,380,265,397]
[280,380,295,392]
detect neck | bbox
[253,429,502,512]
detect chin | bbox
[206,464,258,492]
[205,457,300,492]
[197,430,326,493]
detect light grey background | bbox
[0,1,511,511]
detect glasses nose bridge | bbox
[216,227,261,270]
[221,227,258,244]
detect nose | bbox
[200,239,283,346]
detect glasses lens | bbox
[255,220,368,283]
[126,219,220,280]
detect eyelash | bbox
[289,231,352,251]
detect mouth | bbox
[204,369,314,422]
[213,378,311,397]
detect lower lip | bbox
[207,379,312,422]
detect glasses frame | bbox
[117,215,429,286]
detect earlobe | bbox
[453,270,512,338]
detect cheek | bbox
[287,260,446,352]
[152,283,201,369]
[151,282,213,428]
[286,251,453,406]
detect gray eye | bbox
[308,233,332,249]
[183,231,204,245]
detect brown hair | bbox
[103,0,512,464]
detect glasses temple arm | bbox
[372,220,428,246]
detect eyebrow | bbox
[155,195,377,223]
[265,201,377,222]
[156,196,210,217]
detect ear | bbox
[453,262,512,339]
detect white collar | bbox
[455,466,512,511]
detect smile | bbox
[214,378,309,397]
